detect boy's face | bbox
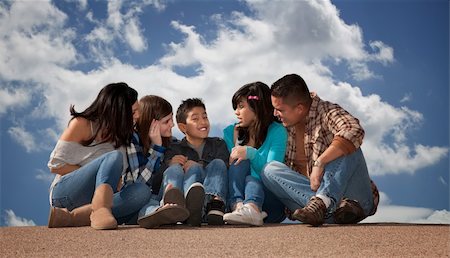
[179,106,210,140]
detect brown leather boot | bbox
[48,204,92,228]
[292,196,327,226]
[90,184,118,230]
[333,198,365,224]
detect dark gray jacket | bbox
[151,137,229,194]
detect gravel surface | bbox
[1,223,449,257]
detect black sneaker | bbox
[185,182,205,227]
[206,199,225,225]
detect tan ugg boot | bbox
[90,184,118,230]
[48,204,92,228]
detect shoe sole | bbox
[207,210,224,225]
[185,183,205,227]
[223,217,263,226]
[291,212,323,227]
[163,187,185,207]
[138,205,189,229]
[223,213,263,226]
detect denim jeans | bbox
[261,148,374,220]
[51,150,151,224]
[228,160,264,211]
[162,159,228,202]
[138,193,163,219]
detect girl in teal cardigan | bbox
[223,81,287,226]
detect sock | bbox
[316,194,331,208]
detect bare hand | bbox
[169,155,187,166]
[148,119,162,146]
[310,166,324,192]
[229,146,247,165]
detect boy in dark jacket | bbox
[162,98,229,226]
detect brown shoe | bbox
[90,184,118,230]
[48,205,92,228]
[292,196,327,226]
[334,198,365,224]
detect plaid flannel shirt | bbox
[285,92,364,176]
[123,132,165,187]
[285,93,379,215]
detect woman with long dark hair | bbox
[48,82,150,230]
[223,81,287,226]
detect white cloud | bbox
[368,41,395,65]
[0,88,31,115]
[4,209,36,227]
[35,169,55,184]
[0,0,77,82]
[362,192,450,224]
[362,205,450,224]
[84,0,162,59]
[0,0,447,177]
[8,126,38,153]
[400,93,412,103]
[124,17,147,52]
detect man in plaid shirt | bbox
[261,74,379,226]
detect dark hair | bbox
[176,98,206,124]
[137,95,173,153]
[271,74,312,106]
[70,82,138,148]
[232,81,275,148]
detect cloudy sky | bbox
[1,0,449,226]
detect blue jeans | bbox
[138,193,163,219]
[51,150,151,224]
[162,159,228,201]
[261,148,374,220]
[228,160,264,211]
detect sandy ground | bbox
[1,223,449,257]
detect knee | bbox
[165,164,184,176]
[261,161,284,183]
[209,159,227,171]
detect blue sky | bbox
[0,0,449,226]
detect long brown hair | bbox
[136,95,173,153]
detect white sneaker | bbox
[223,203,264,226]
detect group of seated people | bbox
[47,74,379,230]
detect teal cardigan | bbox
[223,122,287,179]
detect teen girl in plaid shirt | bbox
[123,95,189,228]
[262,74,379,226]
